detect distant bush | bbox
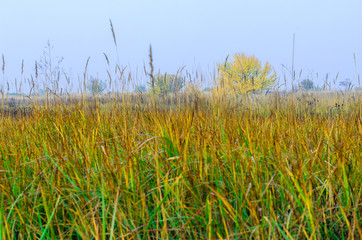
[87,76,107,94]
[215,53,277,94]
[135,85,146,93]
[202,87,212,92]
[300,79,314,91]
[339,79,353,91]
[148,74,184,95]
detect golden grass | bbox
[0,91,360,239]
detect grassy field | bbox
[0,91,361,239]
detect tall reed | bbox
[0,90,360,239]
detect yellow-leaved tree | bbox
[215,53,277,94]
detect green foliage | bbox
[202,87,212,92]
[148,74,184,94]
[87,76,107,94]
[300,79,314,90]
[135,85,146,93]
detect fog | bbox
[1,0,361,92]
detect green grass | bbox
[0,91,361,239]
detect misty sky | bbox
[1,0,361,92]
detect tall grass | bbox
[0,89,360,239]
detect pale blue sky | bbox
[1,0,361,92]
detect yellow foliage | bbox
[215,53,277,94]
